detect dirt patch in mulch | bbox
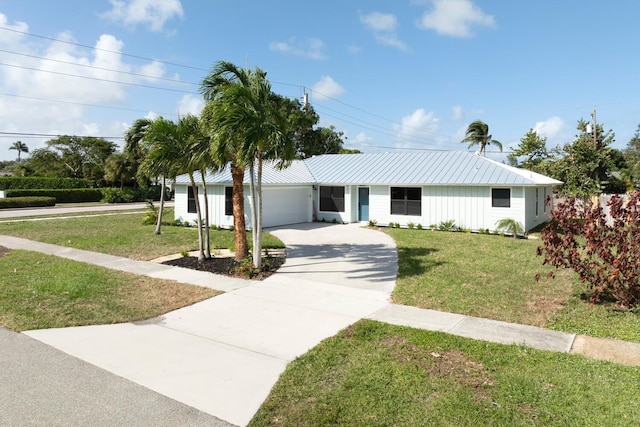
[0,246,9,259]
[162,255,286,281]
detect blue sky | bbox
[1,0,639,162]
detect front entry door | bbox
[358,187,369,221]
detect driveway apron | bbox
[23,223,398,427]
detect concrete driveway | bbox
[21,223,398,427]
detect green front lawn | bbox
[0,249,218,331]
[388,228,640,343]
[251,320,640,427]
[0,208,284,260]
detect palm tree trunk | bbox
[231,164,248,262]
[248,162,258,267]
[200,169,211,259]
[154,172,165,235]
[188,173,205,262]
[254,152,263,270]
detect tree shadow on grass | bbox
[396,247,444,280]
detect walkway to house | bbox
[1,223,639,426]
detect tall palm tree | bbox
[461,120,502,156]
[200,61,294,269]
[124,118,152,187]
[9,141,29,162]
[180,113,214,259]
[137,117,182,237]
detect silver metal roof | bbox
[304,151,562,186]
[175,151,562,187]
[174,159,315,185]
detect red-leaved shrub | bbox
[537,192,640,309]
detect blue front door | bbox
[358,187,369,221]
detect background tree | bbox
[9,141,29,162]
[103,152,136,189]
[24,136,116,185]
[508,129,551,174]
[547,120,618,197]
[623,124,640,189]
[461,120,502,156]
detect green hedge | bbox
[5,189,103,203]
[0,177,93,190]
[100,186,164,203]
[0,196,56,209]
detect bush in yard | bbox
[0,196,56,209]
[495,218,524,238]
[6,188,102,203]
[537,192,640,309]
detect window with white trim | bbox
[390,187,421,215]
[491,188,510,208]
[319,186,345,212]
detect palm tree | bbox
[124,118,152,187]
[461,120,502,156]
[495,218,524,238]
[9,141,29,162]
[200,61,294,269]
[180,113,214,259]
[137,117,182,237]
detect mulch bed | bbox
[162,255,285,281]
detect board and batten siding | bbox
[368,185,528,232]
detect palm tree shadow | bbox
[396,247,443,279]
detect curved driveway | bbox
[20,223,398,427]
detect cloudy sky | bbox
[1,0,639,162]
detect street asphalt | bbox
[1,205,639,426]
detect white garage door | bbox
[262,187,311,227]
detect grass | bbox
[0,208,285,260]
[251,320,640,427]
[0,249,218,331]
[387,228,640,343]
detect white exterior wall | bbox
[489,186,525,232]
[367,185,529,232]
[523,185,553,231]
[174,183,311,229]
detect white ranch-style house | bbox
[174,151,561,232]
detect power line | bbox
[0,48,198,86]
[0,92,177,117]
[0,25,209,72]
[0,131,124,140]
[0,62,196,94]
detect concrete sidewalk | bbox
[2,223,640,426]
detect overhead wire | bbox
[0,25,492,151]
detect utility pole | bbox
[591,106,597,146]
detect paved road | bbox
[0,201,174,219]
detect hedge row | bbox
[5,189,103,203]
[0,197,56,209]
[100,186,165,203]
[0,177,93,190]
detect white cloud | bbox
[177,94,204,116]
[102,0,184,32]
[0,15,173,159]
[0,14,29,48]
[394,109,440,147]
[533,116,564,140]
[359,11,408,51]
[311,76,345,100]
[269,37,327,60]
[452,105,463,120]
[417,0,495,38]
